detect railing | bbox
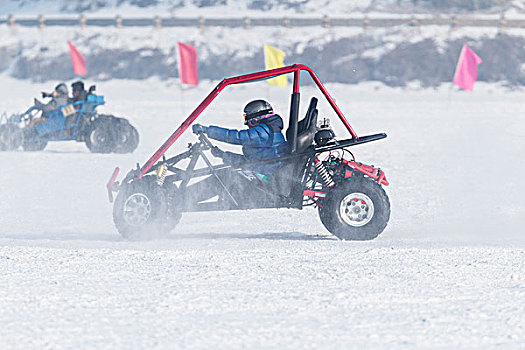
[1,15,524,29]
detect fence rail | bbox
[1,15,525,29]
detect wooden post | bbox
[79,15,87,28]
[154,16,162,29]
[322,15,330,28]
[38,15,45,29]
[115,15,122,28]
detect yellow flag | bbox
[264,44,287,87]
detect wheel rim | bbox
[123,193,151,226]
[118,129,130,144]
[340,192,374,227]
[91,129,106,145]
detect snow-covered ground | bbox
[1,77,524,348]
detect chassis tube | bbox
[288,92,300,153]
[196,148,239,207]
[300,65,358,138]
[139,82,228,178]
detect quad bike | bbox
[107,64,390,240]
[0,88,139,153]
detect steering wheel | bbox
[197,132,224,158]
[197,131,213,148]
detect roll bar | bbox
[138,64,359,179]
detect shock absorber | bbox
[315,158,335,188]
[156,163,167,186]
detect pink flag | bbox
[67,41,87,76]
[177,42,199,86]
[453,45,482,91]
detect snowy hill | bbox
[2,19,525,86]
[1,0,525,85]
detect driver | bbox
[188,99,289,206]
[70,80,88,104]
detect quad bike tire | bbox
[0,124,23,151]
[113,117,139,154]
[113,177,180,239]
[85,117,116,153]
[22,139,47,151]
[318,178,390,241]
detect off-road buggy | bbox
[0,88,139,153]
[107,64,390,240]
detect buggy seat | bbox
[274,97,318,200]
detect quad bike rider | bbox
[0,82,139,153]
[185,99,289,207]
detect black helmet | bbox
[71,80,85,92]
[243,99,273,125]
[54,83,68,96]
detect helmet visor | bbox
[244,113,274,127]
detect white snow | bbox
[0,76,524,348]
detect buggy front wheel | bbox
[318,178,390,240]
[22,139,47,151]
[113,177,170,239]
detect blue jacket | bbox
[207,115,289,175]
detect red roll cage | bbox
[137,64,358,179]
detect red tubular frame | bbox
[138,64,358,179]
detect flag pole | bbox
[176,43,184,117]
[446,82,453,112]
[180,85,186,117]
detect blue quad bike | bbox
[0,93,139,153]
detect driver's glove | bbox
[211,146,224,158]
[41,92,51,98]
[192,123,208,135]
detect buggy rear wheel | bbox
[318,178,390,240]
[0,124,23,151]
[113,177,171,239]
[113,118,139,154]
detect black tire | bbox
[0,124,23,151]
[318,178,390,240]
[113,118,139,154]
[165,186,183,232]
[22,139,47,151]
[113,177,171,240]
[85,118,116,153]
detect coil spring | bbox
[156,164,167,186]
[315,161,335,187]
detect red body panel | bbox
[303,190,327,198]
[106,166,120,203]
[343,160,389,186]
